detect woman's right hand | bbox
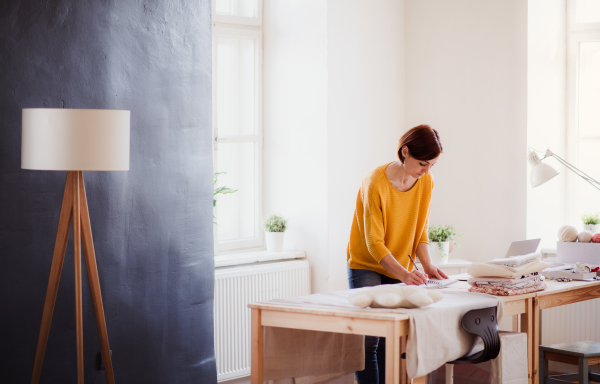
[403,270,428,285]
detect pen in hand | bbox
[407,254,428,286]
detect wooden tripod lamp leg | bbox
[31,172,75,384]
[73,171,84,384]
[31,171,116,384]
[79,172,116,384]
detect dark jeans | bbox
[347,266,402,384]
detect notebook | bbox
[420,278,458,289]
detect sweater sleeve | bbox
[362,181,391,262]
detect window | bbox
[566,0,600,225]
[212,0,263,253]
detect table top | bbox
[536,278,600,296]
[248,279,600,318]
[248,302,410,321]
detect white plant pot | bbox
[583,224,600,234]
[265,232,285,252]
[430,242,450,264]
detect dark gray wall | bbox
[0,1,216,383]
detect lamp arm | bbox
[546,152,600,191]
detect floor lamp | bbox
[22,108,130,384]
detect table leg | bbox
[579,357,589,384]
[512,315,520,332]
[251,308,264,384]
[532,298,540,384]
[401,335,410,384]
[385,322,400,384]
[521,298,533,384]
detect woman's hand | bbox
[404,269,428,285]
[424,265,448,280]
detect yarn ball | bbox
[558,225,578,242]
[592,233,600,243]
[579,230,594,243]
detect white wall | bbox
[327,0,407,291]
[263,0,329,293]
[527,0,567,251]
[404,0,529,263]
[263,0,407,293]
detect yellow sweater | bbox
[347,162,433,279]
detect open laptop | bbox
[505,238,541,258]
[452,238,541,281]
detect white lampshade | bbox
[21,108,130,171]
[527,150,559,188]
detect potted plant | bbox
[213,172,238,225]
[263,214,287,252]
[582,212,600,234]
[427,224,461,264]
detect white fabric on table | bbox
[395,290,503,378]
[263,288,503,380]
[468,260,548,278]
[486,253,541,269]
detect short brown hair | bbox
[397,124,443,163]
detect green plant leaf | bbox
[263,214,287,232]
[213,171,239,225]
[428,224,462,246]
[582,212,600,225]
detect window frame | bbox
[212,0,263,27]
[566,1,600,225]
[212,5,264,254]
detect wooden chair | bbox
[539,341,600,384]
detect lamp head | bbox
[528,150,559,188]
[21,108,130,171]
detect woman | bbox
[347,124,447,384]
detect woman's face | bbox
[401,146,439,179]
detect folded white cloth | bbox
[486,253,541,269]
[467,260,548,278]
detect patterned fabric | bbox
[468,282,547,296]
[467,273,542,289]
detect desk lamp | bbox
[527,149,600,191]
[22,108,130,384]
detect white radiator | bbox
[541,298,600,344]
[214,259,311,382]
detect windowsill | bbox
[214,249,306,268]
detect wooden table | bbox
[249,279,600,384]
[249,283,535,384]
[530,279,600,384]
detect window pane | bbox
[578,42,600,137]
[215,142,256,242]
[575,140,600,225]
[216,35,256,136]
[215,0,257,19]
[576,0,600,24]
